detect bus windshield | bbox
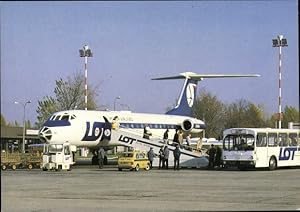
[223,134,255,151]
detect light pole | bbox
[79,45,93,111]
[114,96,121,111]
[272,35,288,129]
[14,100,31,153]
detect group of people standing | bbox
[206,144,222,169]
[147,144,181,171]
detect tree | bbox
[224,99,266,129]
[282,106,299,128]
[1,114,7,126]
[265,106,299,128]
[36,72,99,127]
[192,90,226,138]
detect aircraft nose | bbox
[39,126,52,142]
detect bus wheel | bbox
[135,164,140,171]
[2,165,7,170]
[269,156,277,171]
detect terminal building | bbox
[1,126,41,152]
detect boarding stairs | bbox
[110,128,208,168]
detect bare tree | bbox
[36,72,99,127]
[192,89,226,139]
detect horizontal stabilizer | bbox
[152,72,260,81]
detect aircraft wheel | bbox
[269,156,277,171]
[135,164,140,171]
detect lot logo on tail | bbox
[186,83,197,107]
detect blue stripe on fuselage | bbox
[43,120,71,127]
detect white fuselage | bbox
[39,110,205,148]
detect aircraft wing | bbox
[152,72,260,81]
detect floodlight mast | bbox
[79,45,93,111]
[272,35,288,129]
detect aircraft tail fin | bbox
[152,72,260,116]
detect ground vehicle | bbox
[118,150,150,171]
[42,142,76,171]
[222,128,300,170]
[1,145,43,170]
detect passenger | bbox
[186,133,191,146]
[173,145,181,170]
[143,125,152,139]
[163,145,169,169]
[98,148,106,169]
[163,129,169,144]
[215,145,222,168]
[196,137,203,152]
[178,130,183,146]
[207,144,216,169]
[159,146,164,169]
[173,129,179,145]
[147,147,155,169]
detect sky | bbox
[1,1,299,125]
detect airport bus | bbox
[222,128,300,170]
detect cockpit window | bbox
[71,115,76,120]
[54,115,61,121]
[61,115,69,121]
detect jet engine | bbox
[181,119,204,133]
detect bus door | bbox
[255,133,268,168]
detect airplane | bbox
[38,72,260,155]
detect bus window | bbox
[288,133,298,146]
[268,133,278,147]
[256,133,267,147]
[278,133,288,147]
[223,134,254,151]
[223,135,234,150]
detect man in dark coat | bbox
[173,145,181,170]
[207,144,216,169]
[147,147,155,169]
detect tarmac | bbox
[1,162,300,212]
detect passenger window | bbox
[268,133,278,147]
[256,133,267,147]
